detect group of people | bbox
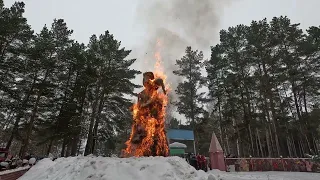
[185,153,209,172]
[0,153,36,170]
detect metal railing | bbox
[225,158,320,172]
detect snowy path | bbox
[209,169,320,180]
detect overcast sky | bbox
[4,0,320,121]
[4,0,319,47]
[5,0,320,75]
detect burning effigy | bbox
[123,71,169,157]
[123,41,170,157]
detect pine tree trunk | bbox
[91,106,101,154]
[255,132,260,157]
[71,85,87,156]
[77,139,82,155]
[66,142,72,157]
[217,97,225,152]
[298,139,305,157]
[6,73,38,149]
[265,128,272,157]
[302,83,317,153]
[292,134,298,157]
[19,69,49,158]
[292,81,312,154]
[84,84,101,155]
[268,124,276,156]
[262,95,273,157]
[226,134,230,155]
[239,91,255,156]
[70,136,79,156]
[288,137,294,157]
[312,135,319,154]
[233,117,241,157]
[269,103,281,157]
[259,62,281,157]
[47,139,53,156]
[61,138,68,157]
[91,89,105,155]
[256,129,264,157]
[248,124,255,156]
[19,88,42,157]
[302,83,308,115]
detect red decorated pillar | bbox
[209,132,226,171]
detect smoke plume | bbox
[131,0,233,95]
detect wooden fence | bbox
[0,167,30,180]
[225,158,320,172]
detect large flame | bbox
[123,39,170,157]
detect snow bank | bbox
[19,156,217,180]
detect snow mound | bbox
[19,156,217,180]
[169,142,187,148]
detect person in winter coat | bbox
[196,154,202,170]
[189,154,197,169]
[196,154,207,171]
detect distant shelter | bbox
[166,129,196,154]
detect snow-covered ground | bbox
[18,156,320,180]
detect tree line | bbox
[0,1,140,157]
[173,16,320,158]
[1,1,320,158]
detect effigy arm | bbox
[154,78,166,94]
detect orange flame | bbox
[122,39,169,157]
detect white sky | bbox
[5,0,320,48]
[4,0,320,122]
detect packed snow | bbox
[19,156,215,180]
[169,142,187,148]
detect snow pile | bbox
[169,142,187,148]
[19,156,217,180]
[306,152,320,163]
[28,157,37,165]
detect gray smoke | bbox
[131,0,233,95]
[129,0,234,122]
[137,0,233,48]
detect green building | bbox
[169,142,187,156]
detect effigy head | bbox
[143,72,155,87]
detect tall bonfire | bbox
[123,40,170,157]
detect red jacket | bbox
[197,155,206,163]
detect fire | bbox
[122,39,169,157]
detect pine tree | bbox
[1,1,142,157]
[173,46,205,128]
[207,16,320,158]
[0,1,34,151]
[84,31,141,155]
